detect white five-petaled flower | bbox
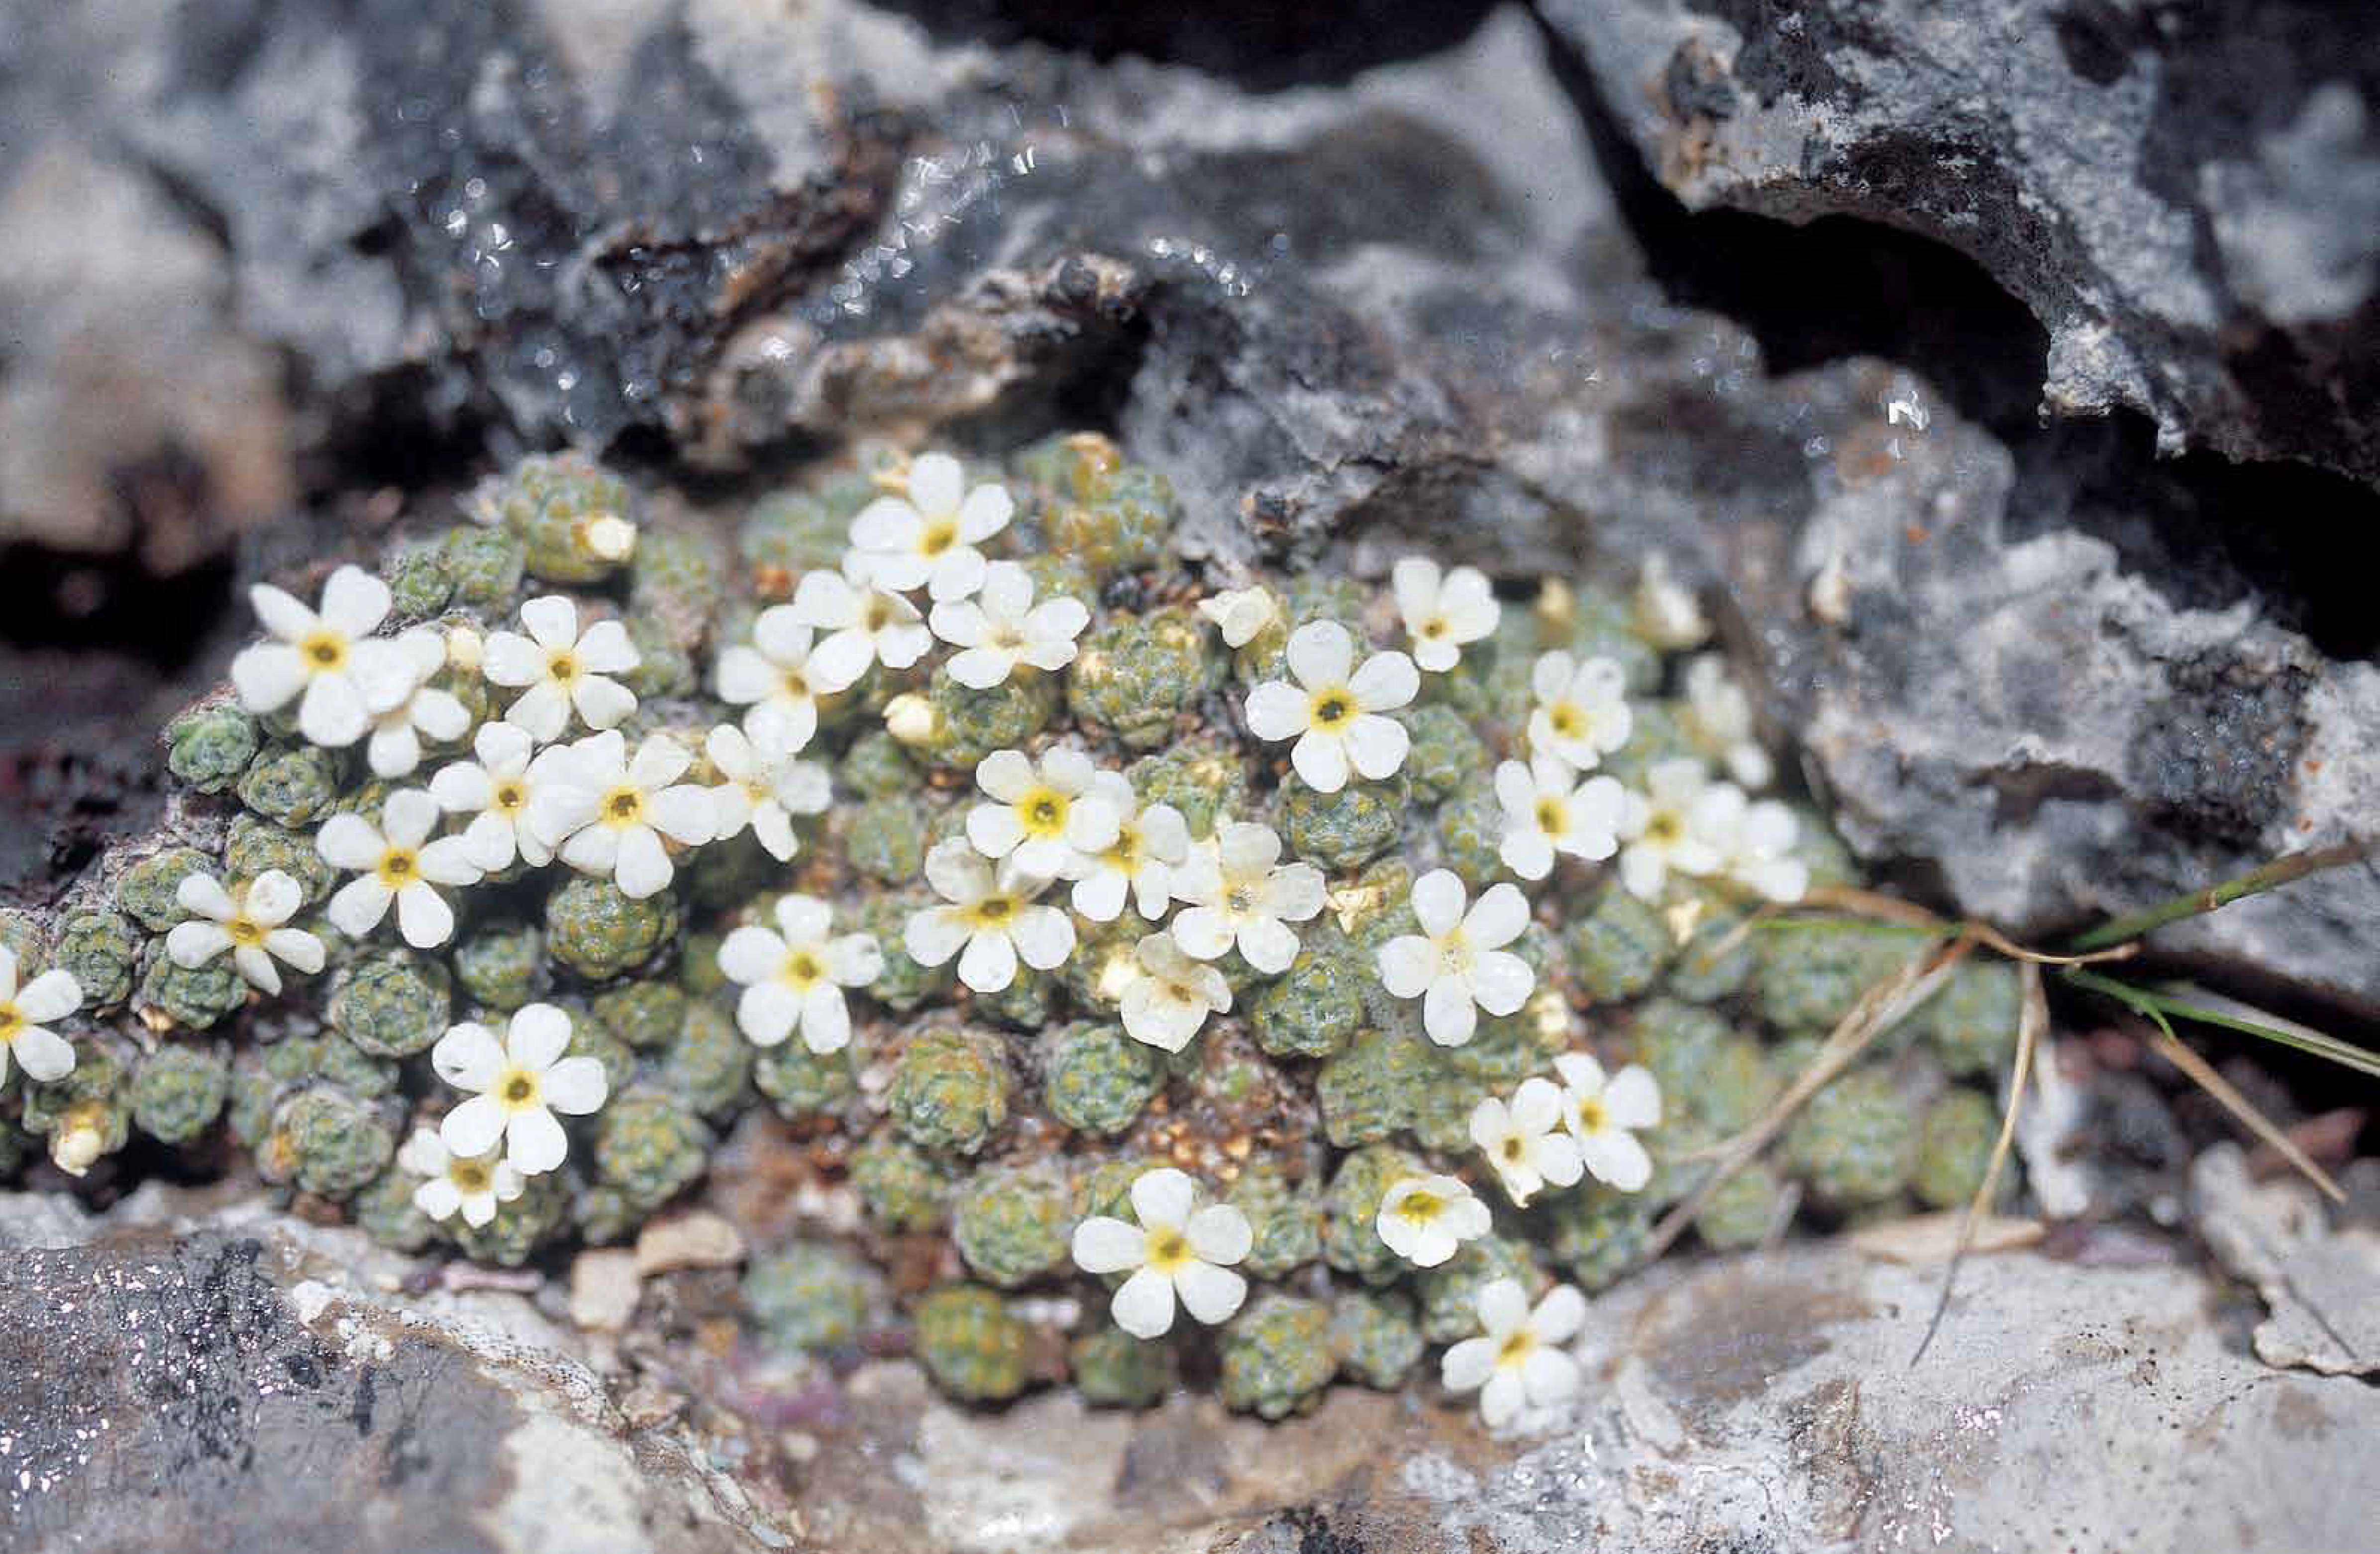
[1375,1173,1492,1268]
[1707,792,1809,905]
[430,722,562,872]
[905,838,1076,994]
[1377,870,1535,1049]
[360,627,471,778]
[1615,757,1731,902]
[317,789,484,948]
[1070,1167,1252,1340]
[848,451,1014,602]
[1119,933,1232,1053]
[528,730,718,901]
[1471,1078,1583,1206]
[1197,585,1278,647]
[1066,772,1189,923]
[715,606,827,752]
[398,1126,524,1229]
[787,556,932,693]
[1441,1278,1587,1429]
[1680,654,1773,791]
[431,1002,609,1175]
[165,870,324,996]
[0,947,79,1085]
[483,594,640,743]
[927,561,1089,689]
[1242,621,1418,793]
[1551,1052,1662,1193]
[1392,556,1500,673]
[1527,651,1633,771]
[717,894,883,1054]
[967,746,1118,880]
[1632,552,1711,650]
[1168,821,1326,975]
[229,564,408,748]
[1494,755,1625,882]
[705,724,830,863]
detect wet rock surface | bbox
[1539,0,2380,488]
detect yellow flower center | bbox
[451,1159,491,1192]
[781,667,810,699]
[1420,617,1449,639]
[1145,1229,1193,1273]
[1308,688,1353,728]
[496,1065,541,1111]
[1495,1330,1537,1366]
[862,597,893,631]
[375,847,420,888]
[966,894,1016,929]
[1547,702,1582,738]
[781,949,824,990]
[1225,883,1257,916]
[1645,811,1681,845]
[547,649,581,686]
[226,915,265,947]
[493,780,527,814]
[1576,1096,1608,1134]
[1500,1136,1525,1163]
[0,1005,20,1040]
[1019,785,1068,838]
[601,785,645,828]
[1104,823,1139,869]
[299,629,347,671]
[1399,1191,1444,1225]
[1534,798,1566,834]
[919,518,959,556]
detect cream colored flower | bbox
[1551,1052,1661,1193]
[928,561,1089,688]
[705,723,830,864]
[717,894,883,1054]
[1242,622,1417,793]
[398,1126,524,1228]
[967,746,1118,879]
[526,730,717,900]
[1494,755,1624,881]
[363,627,471,778]
[1197,585,1278,647]
[1527,651,1632,771]
[1168,821,1326,975]
[430,721,560,872]
[483,595,640,743]
[1375,1174,1491,1268]
[1392,556,1499,673]
[1441,1278,1586,1429]
[317,790,484,948]
[1070,1167,1251,1339]
[229,565,410,748]
[715,605,826,751]
[1679,654,1773,790]
[1471,1078,1582,1206]
[0,947,79,1085]
[1614,758,1732,901]
[848,451,1014,602]
[1375,870,1535,1048]
[1119,933,1232,1053]
[431,1002,609,1175]
[904,838,1075,994]
[1065,772,1190,923]
[1632,553,1710,649]
[165,870,324,995]
[788,555,931,692]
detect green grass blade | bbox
[2062,968,2380,1081]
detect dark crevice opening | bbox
[867,0,1503,92]
[1537,12,2380,660]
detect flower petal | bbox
[1173,1261,1247,1327]
[1578,1130,1652,1193]
[1070,1215,1147,1275]
[800,985,851,1055]
[1422,976,1478,1047]
[326,877,391,938]
[903,907,970,968]
[1110,1266,1177,1340]
[1468,950,1535,1017]
[539,1055,609,1115]
[1284,620,1352,688]
[433,1021,507,1092]
[439,1092,507,1157]
[1410,868,1468,938]
[166,921,235,970]
[1185,1203,1252,1265]
[1604,1065,1662,1131]
[1441,1337,1497,1392]
[955,930,1017,993]
[319,565,393,637]
[1348,650,1418,712]
[395,881,455,948]
[1375,936,1437,1000]
[504,1104,569,1175]
[735,980,801,1046]
[1008,906,1075,971]
[1129,1166,1196,1231]
[230,643,307,714]
[1288,729,1349,794]
[297,670,369,747]
[1344,714,1409,781]
[613,826,674,900]
[575,618,639,674]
